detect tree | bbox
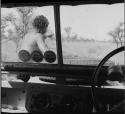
[108,22,125,48]
[1,7,35,52]
[108,31,119,48]
[1,13,23,51]
[119,22,125,46]
[71,33,78,41]
[1,18,8,40]
[64,27,72,40]
[16,7,35,38]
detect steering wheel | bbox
[91,46,124,112]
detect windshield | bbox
[1,6,57,64]
[60,3,124,65]
[1,4,124,65]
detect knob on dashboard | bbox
[17,74,30,82]
[61,95,78,112]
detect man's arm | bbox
[43,28,54,40]
[36,35,49,53]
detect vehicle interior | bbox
[1,0,125,113]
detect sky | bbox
[60,3,124,41]
[1,3,124,41]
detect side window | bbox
[1,6,57,64]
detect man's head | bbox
[32,15,49,34]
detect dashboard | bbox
[1,62,125,113]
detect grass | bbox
[47,39,124,65]
[1,39,124,65]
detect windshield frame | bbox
[1,0,124,67]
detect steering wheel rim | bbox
[91,46,125,112]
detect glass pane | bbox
[60,4,124,65]
[1,6,57,64]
